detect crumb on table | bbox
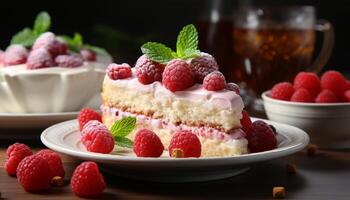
[286,163,297,174]
[273,186,286,199]
[307,144,318,156]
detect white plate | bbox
[41,118,309,182]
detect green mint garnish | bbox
[110,116,136,148]
[33,11,51,34]
[140,24,200,63]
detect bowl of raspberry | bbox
[262,71,350,149]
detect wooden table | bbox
[0,135,349,200]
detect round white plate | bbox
[41,118,309,182]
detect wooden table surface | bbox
[0,133,349,200]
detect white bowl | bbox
[262,91,350,149]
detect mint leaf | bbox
[141,42,175,64]
[84,44,109,56]
[33,11,51,34]
[180,49,200,59]
[176,24,198,57]
[72,33,83,48]
[110,116,136,137]
[115,136,134,148]
[58,35,79,52]
[10,28,37,47]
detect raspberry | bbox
[162,59,194,92]
[78,108,102,131]
[3,45,28,66]
[248,120,277,153]
[55,55,84,68]
[4,143,33,176]
[291,88,313,103]
[36,149,65,178]
[71,161,105,198]
[32,32,68,57]
[203,71,226,91]
[270,82,295,101]
[26,48,54,69]
[344,90,350,102]
[133,129,164,157]
[189,54,219,82]
[240,110,253,139]
[135,55,164,84]
[226,82,240,94]
[81,120,106,135]
[321,70,347,98]
[347,80,350,90]
[80,49,96,61]
[17,155,52,192]
[81,121,115,154]
[293,72,321,98]
[107,63,132,80]
[315,89,339,103]
[0,49,4,64]
[168,130,201,158]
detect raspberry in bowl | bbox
[262,71,350,149]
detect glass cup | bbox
[232,6,334,110]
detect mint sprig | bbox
[110,116,136,148]
[11,11,51,47]
[141,24,200,64]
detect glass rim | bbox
[236,5,315,13]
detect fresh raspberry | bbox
[17,155,52,192]
[347,80,350,90]
[71,162,106,198]
[189,54,219,83]
[270,82,295,101]
[168,130,201,158]
[107,63,132,80]
[162,59,194,92]
[80,49,96,61]
[4,143,33,176]
[321,70,347,98]
[26,48,54,69]
[32,32,68,57]
[36,149,65,178]
[344,90,350,102]
[248,120,277,153]
[135,55,164,84]
[293,72,321,98]
[203,71,227,91]
[81,120,106,135]
[226,82,240,94]
[291,88,313,103]
[3,45,28,66]
[78,108,102,131]
[55,55,84,68]
[240,110,253,139]
[133,129,164,157]
[81,121,115,154]
[315,89,339,103]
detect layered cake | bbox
[101,24,248,157]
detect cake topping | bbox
[55,54,84,68]
[162,59,194,92]
[135,55,164,84]
[190,53,219,83]
[80,48,96,61]
[107,63,132,80]
[32,32,68,57]
[3,44,28,66]
[226,82,240,94]
[203,71,227,91]
[26,48,55,69]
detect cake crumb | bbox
[286,164,297,174]
[307,144,318,156]
[171,149,184,158]
[273,186,286,198]
[51,176,64,187]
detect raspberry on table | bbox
[81,121,115,154]
[4,143,33,176]
[162,59,194,92]
[71,161,106,198]
[17,155,52,192]
[270,82,295,101]
[133,129,164,157]
[248,120,277,153]
[55,55,84,68]
[344,90,350,102]
[3,45,28,66]
[78,108,102,131]
[36,149,65,178]
[240,110,253,139]
[80,49,96,61]
[32,32,68,57]
[290,88,314,103]
[293,72,321,98]
[203,71,227,91]
[107,63,132,80]
[189,54,219,83]
[226,82,240,94]
[315,89,339,103]
[135,55,164,84]
[321,70,348,98]
[26,48,54,69]
[168,130,201,158]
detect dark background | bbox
[1,0,349,73]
